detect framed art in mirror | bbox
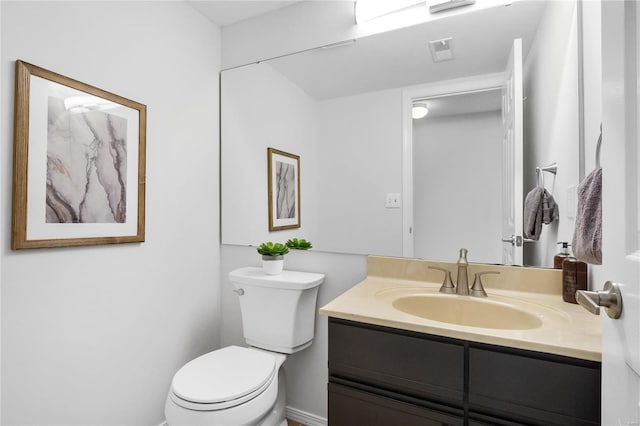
[267,147,300,231]
[11,60,147,249]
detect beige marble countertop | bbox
[320,256,602,362]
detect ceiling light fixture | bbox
[355,0,426,24]
[429,0,476,14]
[412,103,429,119]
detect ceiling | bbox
[264,1,546,100]
[187,1,301,27]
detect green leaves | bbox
[257,242,289,256]
[257,238,313,256]
[286,238,313,250]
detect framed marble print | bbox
[11,60,147,249]
[267,148,300,231]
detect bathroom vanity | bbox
[328,318,599,426]
[321,256,602,426]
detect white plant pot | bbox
[262,255,284,275]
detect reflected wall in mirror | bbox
[221,0,591,268]
[411,88,503,264]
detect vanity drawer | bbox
[468,346,601,426]
[329,382,464,426]
[328,318,464,405]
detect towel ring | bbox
[536,162,558,188]
[536,167,543,188]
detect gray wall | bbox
[413,111,503,263]
[1,2,221,424]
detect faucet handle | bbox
[470,271,500,298]
[429,266,455,294]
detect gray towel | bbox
[542,189,560,224]
[523,187,559,240]
[572,167,602,264]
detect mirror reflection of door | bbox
[409,39,523,265]
[412,88,503,264]
[501,38,524,265]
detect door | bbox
[501,38,524,265]
[600,1,640,424]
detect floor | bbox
[287,420,305,426]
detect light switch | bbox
[385,193,401,208]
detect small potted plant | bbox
[286,238,313,250]
[257,242,289,275]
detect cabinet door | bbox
[329,383,464,426]
[329,318,464,405]
[468,346,601,425]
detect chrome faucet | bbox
[430,248,500,297]
[455,248,469,295]
[470,271,499,297]
[430,266,455,294]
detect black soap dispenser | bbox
[554,242,571,269]
[562,255,588,304]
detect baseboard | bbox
[286,406,327,426]
[159,408,325,426]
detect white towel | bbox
[572,168,602,265]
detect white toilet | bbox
[165,266,325,426]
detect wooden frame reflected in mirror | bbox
[267,147,300,231]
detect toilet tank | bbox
[229,267,325,354]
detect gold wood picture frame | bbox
[267,147,300,231]
[11,60,147,249]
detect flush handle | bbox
[576,281,622,319]
[233,288,245,296]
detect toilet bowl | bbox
[165,346,287,426]
[165,267,324,426]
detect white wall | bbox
[582,0,602,176]
[0,2,3,420]
[221,63,320,246]
[581,0,602,292]
[523,0,580,267]
[1,2,221,425]
[413,111,503,263]
[222,1,359,69]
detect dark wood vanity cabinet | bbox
[328,318,601,426]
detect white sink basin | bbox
[391,294,543,330]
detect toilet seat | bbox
[170,346,277,411]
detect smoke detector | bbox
[429,37,454,62]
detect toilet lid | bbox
[171,346,276,405]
